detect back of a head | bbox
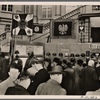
[62,59,67,65]
[77,59,83,66]
[83,62,87,67]
[70,58,76,63]
[88,60,95,67]
[53,57,62,65]
[9,62,20,72]
[44,58,51,63]
[67,62,72,68]
[28,51,34,58]
[15,50,19,54]
[49,65,64,84]
[30,59,43,67]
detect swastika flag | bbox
[33,24,43,33]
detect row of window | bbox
[2,5,13,12]
[42,5,61,19]
[1,5,61,19]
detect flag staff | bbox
[9,14,17,64]
[9,27,16,64]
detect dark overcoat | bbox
[27,68,50,95]
[80,66,100,94]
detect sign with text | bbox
[90,44,100,49]
[26,45,44,55]
[16,45,26,55]
[33,46,43,55]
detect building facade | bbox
[0,5,66,55]
[44,5,100,56]
[0,5,100,56]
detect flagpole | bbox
[13,28,16,58]
[0,36,1,51]
[10,13,17,64]
[49,19,52,43]
[12,11,19,61]
[10,30,16,64]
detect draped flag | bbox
[12,14,33,36]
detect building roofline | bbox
[78,13,100,20]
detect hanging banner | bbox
[33,24,43,33]
[12,14,33,36]
[53,21,72,37]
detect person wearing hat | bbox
[80,60,100,95]
[12,50,23,73]
[35,65,66,95]
[51,57,62,69]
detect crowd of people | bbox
[0,50,100,95]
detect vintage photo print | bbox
[0,1,99,99]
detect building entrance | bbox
[90,17,100,43]
[91,27,100,42]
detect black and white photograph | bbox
[0,1,100,99]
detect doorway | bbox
[91,27,100,43]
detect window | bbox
[78,19,90,43]
[5,24,10,31]
[2,5,7,11]
[55,5,61,16]
[2,5,13,12]
[8,5,13,11]
[42,8,46,18]
[42,6,52,19]
[92,5,100,10]
[48,7,52,18]
[26,5,29,13]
